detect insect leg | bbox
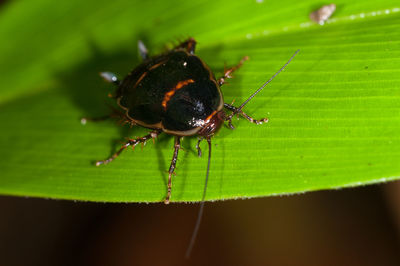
[218,56,249,86]
[174,37,196,54]
[99,72,121,86]
[81,106,130,125]
[95,130,162,166]
[138,40,149,61]
[196,138,203,157]
[80,115,113,125]
[224,103,269,125]
[164,136,182,204]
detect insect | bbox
[310,4,336,25]
[84,38,298,257]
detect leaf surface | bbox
[1,0,400,202]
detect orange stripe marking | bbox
[149,60,167,70]
[205,110,217,122]
[134,71,147,88]
[162,79,195,110]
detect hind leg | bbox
[174,37,197,54]
[224,103,268,129]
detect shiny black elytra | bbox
[84,38,298,256]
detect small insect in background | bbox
[310,4,336,25]
[82,38,298,257]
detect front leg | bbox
[164,136,182,204]
[224,103,269,128]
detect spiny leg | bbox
[164,136,182,204]
[224,103,269,128]
[81,114,113,125]
[138,40,149,61]
[218,56,249,86]
[174,37,196,54]
[81,106,130,125]
[96,130,162,166]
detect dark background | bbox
[2,181,400,266]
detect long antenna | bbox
[185,50,299,258]
[227,49,300,121]
[185,138,212,259]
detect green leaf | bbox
[1,0,400,202]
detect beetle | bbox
[84,38,298,256]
